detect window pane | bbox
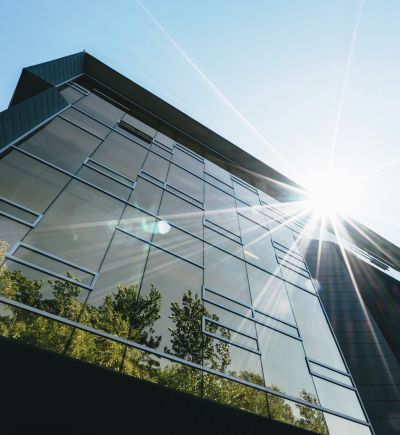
[121,113,156,139]
[0,150,71,213]
[0,302,73,355]
[129,178,163,215]
[255,311,298,336]
[0,198,38,224]
[114,125,151,148]
[86,160,133,186]
[280,265,314,293]
[0,215,29,250]
[172,147,204,177]
[74,93,125,127]
[77,166,131,200]
[313,377,366,421]
[236,200,267,226]
[286,283,346,372]
[205,183,240,236]
[205,318,258,350]
[203,373,269,417]
[158,190,204,237]
[18,117,101,174]
[91,131,148,181]
[233,180,260,207]
[310,362,352,387]
[166,164,204,203]
[204,244,251,305]
[268,220,301,254]
[24,180,125,272]
[59,86,84,104]
[323,413,372,435]
[150,143,172,159]
[238,215,279,274]
[203,227,244,258]
[61,107,110,138]
[205,173,234,195]
[142,151,170,182]
[204,156,232,186]
[154,131,174,149]
[2,259,89,322]
[247,264,295,324]
[136,246,203,362]
[268,393,328,434]
[204,289,252,317]
[120,206,157,240]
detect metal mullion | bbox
[83,160,135,189]
[116,226,204,269]
[93,89,130,111]
[278,256,309,274]
[169,160,205,181]
[0,295,373,428]
[274,246,305,263]
[203,285,253,310]
[254,307,298,329]
[71,105,114,129]
[152,139,174,155]
[204,171,232,188]
[231,174,258,194]
[203,217,242,240]
[0,211,37,228]
[237,212,269,231]
[86,158,136,184]
[174,143,204,163]
[203,222,243,245]
[306,359,356,391]
[58,115,105,140]
[111,126,151,151]
[164,185,205,209]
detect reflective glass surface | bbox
[129,178,163,215]
[24,180,125,271]
[172,147,204,177]
[236,199,267,226]
[310,362,353,387]
[0,150,71,213]
[0,216,30,250]
[120,206,157,240]
[205,318,258,350]
[203,227,244,258]
[86,160,133,186]
[18,117,101,174]
[150,143,172,159]
[268,220,301,254]
[233,180,260,207]
[0,199,38,224]
[204,158,232,186]
[324,413,372,435]
[74,93,125,127]
[121,113,156,139]
[61,107,111,138]
[154,131,174,149]
[204,289,252,317]
[91,131,148,181]
[166,164,204,202]
[255,311,298,336]
[59,86,84,104]
[313,377,366,421]
[142,151,170,182]
[205,173,234,194]
[286,283,346,372]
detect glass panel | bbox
[230,167,254,187]
[324,413,372,435]
[236,199,267,226]
[91,131,148,181]
[203,227,244,258]
[65,329,126,372]
[286,283,346,372]
[238,215,280,274]
[13,245,94,285]
[154,131,174,149]
[74,93,125,127]
[205,173,234,194]
[277,252,308,271]
[120,206,157,240]
[18,117,101,174]
[158,190,203,238]
[123,349,202,396]
[129,178,163,215]
[0,216,30,249]
[204,289,252,317]
[257,323,318,402]
[152,224,203,266]
[121,113,156,139]
[204,219,241,243]
[114,125,151,148]
[136,246,203,361]
[313,377,366,421]
[205,183,240,236]
[204,302,255,335]
[142,151,170,182]
[0,199,37,224]
[233,180,260,207]
[175,134,204,157]
[77,166,131,200]
[150,143,172,159]
[0,302,73,355]
[247,264,295,324]
[310,362,352,387]
[280,266,315,293]
[204,158,232,186]
[255,311,298,336]
[59,86,84,104]
[24,180,125,272]
[86,160,133,186]
[268,220,301,254]
[205,318,258,350]
[0,150,71,213]
[172,147,204,178]
[166,164,204,202]
[204,244,251,305]
[203,373,269,417]
[268,393,328,434]
[2,259,89,322]
[61,107,110,138]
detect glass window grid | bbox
[203,217,242,244]
[1,89,374,432]
[83,158,136,188]
[231,174,258,194]
[174,142,205,163]
[92,88,130,111]
[67,81,90,95]
[0,196,43,227]
[202,286,301,341]
[307,358,355,390]
[5,241,99,290]
[58,113,106,141]
[277,257,311,277]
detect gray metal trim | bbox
[306,358,356,390]
[174,142,204,163]
[203,217,242,244]
[231,174,258,194]
[58,114,106,140]
[0,196,43,227]
[83,159,136,189]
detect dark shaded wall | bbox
[301,240,400,435]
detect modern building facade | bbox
[0,52,399,435]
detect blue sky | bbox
[1,0,400,248]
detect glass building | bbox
[1,52,399,435]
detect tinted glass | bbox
[0,216,29,250]
[255,311,298,336]
[86,160,133,186]
[323,413,372,435]
[91,131,148,181]
[204,289,252,317]
[120,206,157,240]
[166,164,204,202]
[310,362,352,387]
[59,86,84,104]
[268,220,300,254]
[0,150,71,214]
[280,266,314,293]
[18,117,101,174]
[61,107,110,138]
[0,199,38,224]
[24,180,125,272]
[204,157,232,185]
[236,200,267,226]
[205,173,234,194]
[203,227,244,258]
[121,113,156,139]
[172,147,204,177]
[74,93,125,127]
[204,245,251,305]
[114,125,151,147]
[142,152,170,182]
[150,143,172,159]
[129,178,163,215]
[233,180,260,207]
[286,283,346,372]
[154,131,174,149]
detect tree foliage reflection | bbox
[0,240,327,434]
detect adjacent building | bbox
[1,52,399,435]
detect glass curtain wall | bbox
[0,81,372,435]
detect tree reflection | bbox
[0,240,327,434]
